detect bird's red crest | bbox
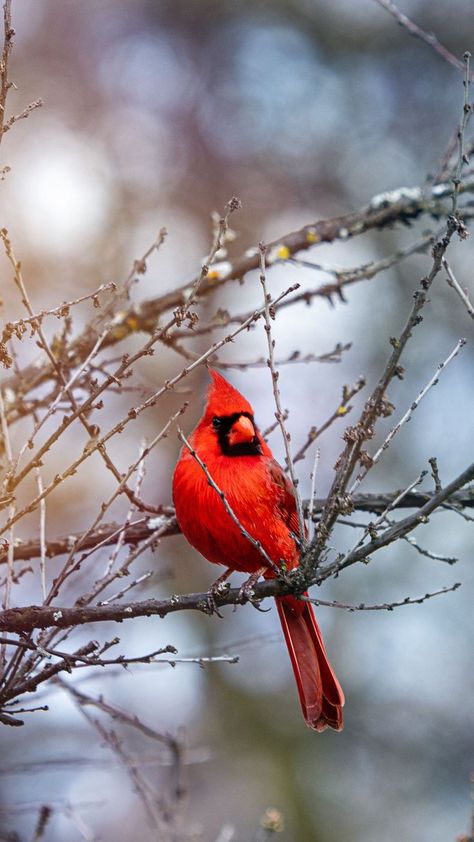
[203,370,254,420]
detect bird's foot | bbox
[238,566,266,604]
[207,569,232,617]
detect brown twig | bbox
[259,242,305,540]
[177,428,281,576]
[43,404,187,604]
[302,190,468,578]
[288,226,440,290]
[349,338,466,495]
[3,281,298,518]
[320,460,474,582]
[0,459,471,635]
[1,484,473,566]
[1,281,117,343]
[1,96,43,133]
[58,681,185,836]
[303,582,461,611]
[3,174,474,407]
[374,0,473,77]
[292,377,366,466]
[443,259,474,318]
[0,0,14,145]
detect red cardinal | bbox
[172,370,344,731]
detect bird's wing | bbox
[267,458,304,539]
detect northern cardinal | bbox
[172,370,344,731]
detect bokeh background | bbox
[0,1,473,840]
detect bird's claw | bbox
[207,576,231,617]
[238,569,264,603]
[250,600,272,613]
[237,582,271,612]
[237,567,271,610]
[206,590,223,617]
[238,582,255,602]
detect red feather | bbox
[172,369,344,732]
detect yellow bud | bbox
[126,315,140,331]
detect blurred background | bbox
[0,0,473,840]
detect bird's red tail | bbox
[275,596,344,732]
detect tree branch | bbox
[374,0,474,77]
[2,174,474,403]
[1,484,473,565]
[0,461,471,634]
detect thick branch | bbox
[0,463,471,634]
[2,485,473,565]
[2,176,473,402]
[304,217,463,571]
[319,460,474,581]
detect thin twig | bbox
[59,681,185,837]
[347,470,427,556]
[320,460,474,582]
[259,242,305,541]
[2,97,43,133]
[289,226,440,289]
[4,173,474,406]
[303,221,461,575]
[452,52,472,215]
[177,428,280,576]
[9,283,297,494]
[308,449,320,541]
[0,461,472,635]
[0,0,14,145]
[292,377,366,465]
[1,484,473,566]
[0,389,15,612]
[304,582,461,612]
[44,404,187,604]
[443,259,474,319]
[374,0,473,77]
[401,534,457,565]
[349,338,466,495]
[35,468,47,601]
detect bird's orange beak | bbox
[228,415,256,446]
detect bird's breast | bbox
[172,450,298,574]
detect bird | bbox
[172,369,344,731]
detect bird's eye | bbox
[212,417,222,429]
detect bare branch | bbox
[451,52,472,215]
[292,376,366,466]
[443,259,474,318]
[349,338,466,495]
[0,459,471,635]
[321,460,474,582]
[1,485,473,566]
[0,0,14,145]
[259,241,305,540]
[308,448,320,540]
[3,174,474,404]
[2,96,43,133]
[374,0,473,77]
[304,220,464,575]
[304,582,461,611]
